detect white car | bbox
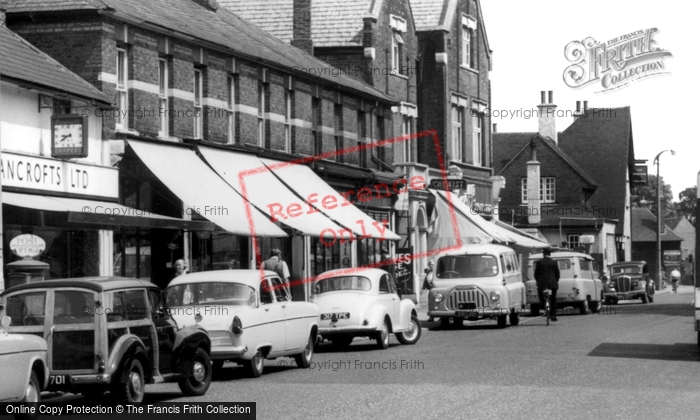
[0,314,48,418]
[312,268,421,349]
[166,270,318,377]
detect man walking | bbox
[263,249,291,295]
[534,248,560,321]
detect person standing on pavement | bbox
[422,260,435,321]
[534,248,560,321]
[263,249,291,295]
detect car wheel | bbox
[113,358,145,403]
[396,315,422,345]
[641,292,649,304]
[579,299,589,315]
[332,336,354,349]
[530,304,540,317]
[376,319,390,349]
[15,371,40,420]
[440,317,451,329]
[293,335,314,368]
[497,315,507,328]
[245,350,264,378]
[178,348,212,396]
[509,311,520,326]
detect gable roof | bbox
[0,23,111,105]
[632,207,683,242]
[493,133,597,187]
[558,107,634,235]
[220,0,375,47]
[410,0,491,54]
[4,0,395,103]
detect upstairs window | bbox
[461,15,477,69]
[284,91,292,153]
[451,105,463,161]
[227,75,236,144]
[158,58,169,137]
[472,111,482,166]
[116,48,128,130]
[390,15,407,76]
[402,116,412,163]
[258,83,267,147]
[521,177,557,203]
[193,68,203,139]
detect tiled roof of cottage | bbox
[220,0,371,47]
[559,107,634,235]
[4,0,395,103]
[632,207,683,243]
[0,23,111,104]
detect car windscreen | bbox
[165,282,256,307]
[314,276,372,294]
[527,258,574,280]
[611,265,641,275]
[435,255,499,278]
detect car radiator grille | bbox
[209,331,233,347]
[615,276,632,292]
[447,289,489,310]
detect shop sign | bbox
[663,250,681,263]
[428,178,467,191]
[0,151,118,200]
[395,247,414,294]
[9,234,46,258]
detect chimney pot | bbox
[548,91,554,104]
[583,100,588,112]
[576,101,581,112]
[492,123,497,133]
[540,91,546,104]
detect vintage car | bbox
[604,261,654,304]
[428,244,526,328]
[525,251,603,315]
[165,270,318,377]
[0,312,49,417]
[0,277,212,403]
[312,268,421,349]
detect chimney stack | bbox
[537,90,557,144]
[492,123,497,133]
[291,0,314,55]
[527,138,541,225]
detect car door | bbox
[149,289,177,374]
[258,278,286,356]
[377,274,399,325]
[269,276,303,353]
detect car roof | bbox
[166,269,278,289]
[435,244,516,258]
[529,251,594,260]
[315,267,388,282]
[1,276,158,295]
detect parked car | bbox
[0,277,212,403]
[0,311,49,419]
[604,261,655,304]
[312,267,421,349]
[428,244,526,328]
[525,251,603,315]
[166,270,318,377]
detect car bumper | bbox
[428,308,509,318]
[211,345,247,360]
[604,291,645,300]
[319,326,378,336]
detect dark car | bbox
[604,261,655,304]
[0,277,212,402]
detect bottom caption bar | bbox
[1,402,256,419]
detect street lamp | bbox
[653,149,675,290]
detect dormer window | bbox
[390,15,407,76]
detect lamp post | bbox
[653,149,675,290]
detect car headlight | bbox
[490,291,500,302]
[434,293,443,303]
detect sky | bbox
[479,0,698,202]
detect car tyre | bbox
[178,348,212,396]
[509,311,520,326]
[396,315,422,345]
[245,350,264,378]
[579,299,589,315]
[376,319,390,349]
[530,304,540,317]
[15,371,40,420]
[293,335,314,368]
[641,292,649,304]
[113,358,145,403]
[497,315,507,328]
[332,336,354,349]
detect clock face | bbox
[52,115,88,158]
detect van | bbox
[428,244,526,328]
[525,251,603,315]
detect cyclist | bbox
[670,268,681,293]
[535,248,560,321]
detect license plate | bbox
[49,375,69,387]
[455,311,478,317]
[321,312,350,320]
[457,302,477,310]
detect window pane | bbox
[5,292,46,326]
[53,290,94,325]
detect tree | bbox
[675,187,697,226]
[632,174,674,218]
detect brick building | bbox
[494,93,636,270]
[4,0,404,295]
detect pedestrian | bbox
[262,248,291,296]
[174,259,188,277]
[173,259,194,304]
[534,248,560,321]
[670,268,681,293]
[422,260,435,321]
